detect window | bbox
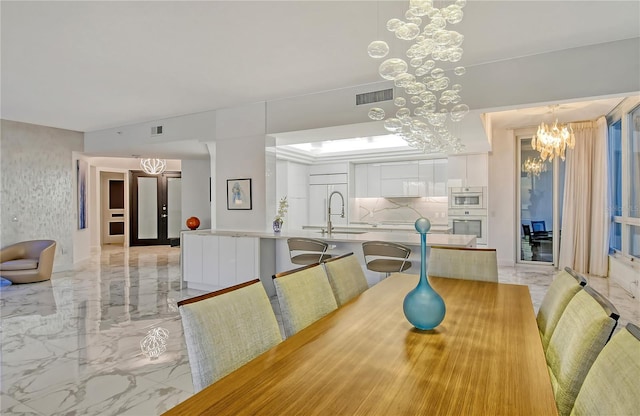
[607,99,640,259]
[630,105,640,219]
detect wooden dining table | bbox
[164,274,558,415]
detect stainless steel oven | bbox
[449,186,486,209]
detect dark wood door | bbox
[130,171,181,246]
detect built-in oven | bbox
[449,186,486,209]
[448,208,487,246]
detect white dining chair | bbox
[178,279,282,393]
[537,267,587,350]
[322,252,369,306]
[545,286,620,416]
[273,263,338,338]
[427,246,498,282]
[570,322,640,416]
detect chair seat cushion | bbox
[291,253,332,265]
[367,259,411,273]
[0,259,38,271]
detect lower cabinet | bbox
[182,234,259,290]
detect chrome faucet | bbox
[327,191,345,234]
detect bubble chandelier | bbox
[367,0,468,154]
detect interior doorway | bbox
[100,171,126,246]
[130,171,182,246]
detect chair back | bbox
[537,267,587,350]
[273,263,338,337]
[362,241,412,274]
[531,220,546,232]
[546,286,620,416]
[323,252,369,306]
[178,279,282,392]
[570,323,640,416]
[287,238,331,265]
[427,246,498,282]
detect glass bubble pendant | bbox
[368,41,389,59]
[368,108,386,121]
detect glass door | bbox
[130,171,181,245]
[518,137,555,264]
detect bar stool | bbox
[287,238,332,265]
[362,241,412,277]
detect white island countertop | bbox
[183,228,476,247]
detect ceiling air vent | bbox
[151,125,163,136]
[356,88,393,106]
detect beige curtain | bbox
[558,117,609,276]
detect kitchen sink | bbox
[316,230,367,235]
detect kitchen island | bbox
[181,228,476,295]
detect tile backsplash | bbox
[351,197,448,225]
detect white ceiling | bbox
[2,1,639,157]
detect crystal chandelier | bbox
[531,106,575,161]
[522,157,547,177]
[367,0,468,154]
[140,158,167,175]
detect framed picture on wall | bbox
[227,178,252,210]
[77,159,88,229]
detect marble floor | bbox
[1,245,638,415]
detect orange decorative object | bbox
[186,217,200,230]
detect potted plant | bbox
[273,196,288,232]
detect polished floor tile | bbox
[1,245,638,415]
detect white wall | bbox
[276,160,309,231]
[181,159,211,230]
[487,128,517,266]
[215,102,268,230]
[1,120,83,272]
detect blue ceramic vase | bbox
[402,217,446,330]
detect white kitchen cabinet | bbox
[380,161,421,197]
[309,162,349,175]
[466,154,488,187]
[182,234,258,290]
[380,162,420,179]
[182,234,204,283]
[202,236,220,286]
[447,154,488,187]
[355,160,447,198]
[354,164,367,198]
[309,183,348,226]
[355,164,381,198]
[367,164,380,197]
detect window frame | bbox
[607,97,640,260]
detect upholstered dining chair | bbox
[178,279,282,393]
[273,263,338,338]
[287,238,332,265]
[362,241,412,277]
[570,322,640,416]
[545,286,620,416]
[322,252,369,306]
[427,246,498,282]
[537,267,587,350]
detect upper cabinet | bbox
[355,159,447,198]
[447,154,488,187]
